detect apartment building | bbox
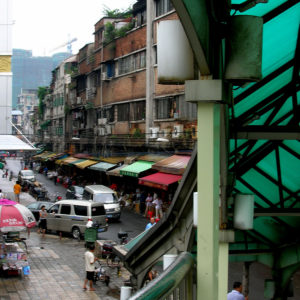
[36,0,197,155]
[16,88,38,136]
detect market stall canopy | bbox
[0,135,37,151]
[89,162,117,172]
[120,161,155,178]
[138,154,170,163]
[58,156,78,165]
[55,156,70,165]
[106,164,129,177]
[74,159,98,169]
[98,156,127,164]
[151,155,191,175]
[69,159,86,166]
[73,153,91,159]
[41,153,57,161]
[139,172,182,191]
[49,153,67,160]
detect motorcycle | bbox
[93,261,110,286]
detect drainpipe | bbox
[145,0,155,143]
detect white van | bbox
[83,185,121,220]
[46,200,108,239]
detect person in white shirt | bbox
[83,244,98,291]
[227,282,248,300]
[152,195,163,219]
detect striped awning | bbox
[120,161,154,178]
[89,162,117,172]
[74,160,98,169]
[151,155,191,175]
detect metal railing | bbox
[129,252,195,300]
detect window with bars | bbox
[118,51,146,75]
[117,103,130,121]
[156,96,179,119]
[131,101,145,121]
[155,0,174,17]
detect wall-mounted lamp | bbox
[233,194,254,230]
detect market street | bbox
[0,160,149,299]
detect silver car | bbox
[46,200,108,239]
[18,170,36,184]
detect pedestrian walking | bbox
[153,194,163,219]
[53,170,58,185]
[38,205,47,238]
[0,189,4,198]
[13,181,21,202]
[144,192,153,218]
[83,244,98,291]
[227,282,248,300]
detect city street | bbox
[0,158,149,299]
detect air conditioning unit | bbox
[172,124,183,138]
[98,128,105,136]
[77,97,82,104]
[149,127,160,139]
[101,73,111,81]
[98,118,107,125]
[91,87,97,93]
[163,128,171,138]
[106,125,112,135]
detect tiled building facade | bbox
[33,0,197,155]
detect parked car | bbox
[26,201,53,221]
[46,200,108,239]
[18,170,36,184]
[65,186,84,200]
[83,185,121,220]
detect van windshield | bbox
[94,193,118,204]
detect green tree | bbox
[37,86,48,118]
[102,5,132,18]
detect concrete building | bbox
[12,49,71,109]
[0,0,12,134]
[16,88,38,136]
[33,0,197,155]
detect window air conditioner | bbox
[98,128,105,136]
[106,125,112,135]
[163,128,171,138]
[149,127,160,139]
[77,97,82,104]
[172,125,183,138]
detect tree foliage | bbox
[102,5,132,18]
[37,86,48,118]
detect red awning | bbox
[139,172,182,191]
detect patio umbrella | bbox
[0,199,36,232]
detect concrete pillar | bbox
[197,102,220,300]
[145,0,155,142]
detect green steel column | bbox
[197,102,220,299]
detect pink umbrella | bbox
[0,199,36,232]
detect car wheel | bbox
[72,227,81,240]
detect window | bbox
[136,10,147,26]
[74,205,87,216]
[118,51,146,75]
[27,203,38,209]
[118,103,129,121]
[156,0,174,17]
[156,96,179,119]
[91,206,106,216]
[60,205,71,215]
[49,204,59,213]
[131,101,145,121]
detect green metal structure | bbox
[116,1,299,299]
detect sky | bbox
[12,0,136,57]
